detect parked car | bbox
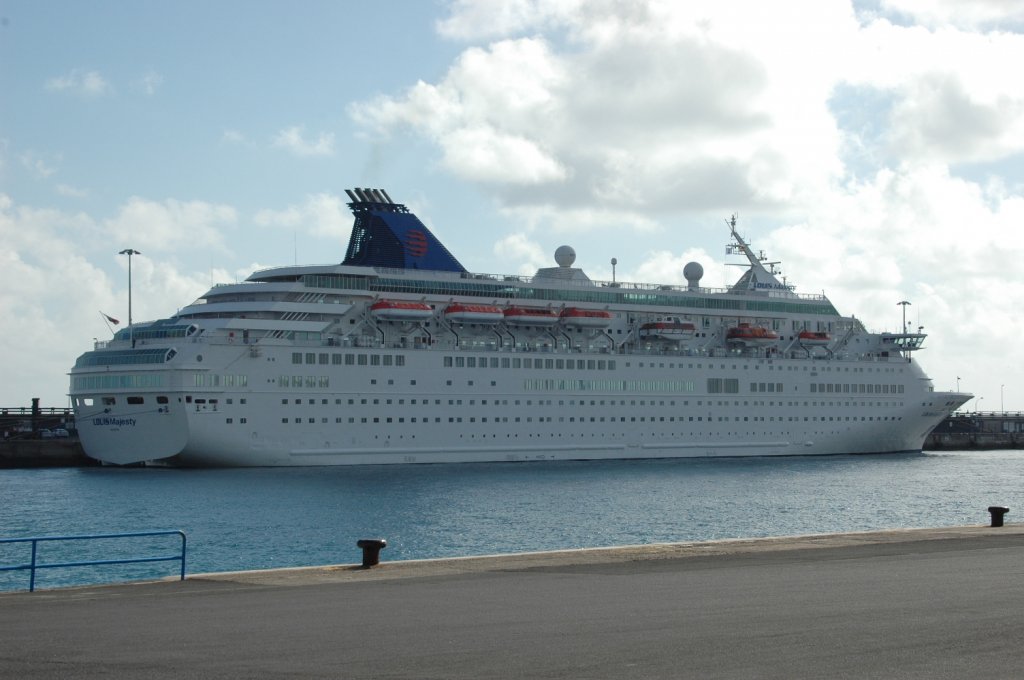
[39,429,53,439]
[51,428,70,438]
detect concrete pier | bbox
[2,525,1023,679]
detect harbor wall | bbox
[0,438,93,468]
[925,412,1024,450]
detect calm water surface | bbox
[2,450,1021,590]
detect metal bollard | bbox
[356,538,387,567]
[987,506,1009,528]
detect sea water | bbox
[1,450,1021,591]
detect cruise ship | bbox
[70,188,970,466]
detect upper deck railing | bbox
[226,264,830,303]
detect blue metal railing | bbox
[0,530,186,592]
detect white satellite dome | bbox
[554,245,576,268]
[683,261,704,290]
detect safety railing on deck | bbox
[0,530,186,592]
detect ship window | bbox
[157,396,169,404]
[103,397,116,405]
[444,357,453,367]
[292,353,302,364]
[345,354,355,365]
[332,354,343,365]
[358,355,367,365]
[127,396,144,404]
[371,355,381,366]
[467,358,476,368]
[319,353,329,364]
[305,353,315,364]
[383,355,393,366]
[456,357,466,368]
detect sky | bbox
[2,0,1023,411]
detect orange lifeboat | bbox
[560,307,613,328]
[726,323,779,345]
[503,307,559,326]
[639,321,696,340]
[369,300,433,321]
[797,330,831,345]
[443,303,504,324]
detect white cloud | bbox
[253,193,351,241]
[20,151,59,179]
[353,2,855,216]
[0,195,239,404]
[104,197,236,252]
[761,163,1024,400]
[222,129,246,145]
[493,232,548,275]
[878,0,1024,30]
[56,183,88,199]
[0,196,111,405]
[137,70,163,95]
[45,69,111,96]
[844,19,1024,166]
[436,0,579,40]
[272,126,336,157]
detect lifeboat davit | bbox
[560,307,613,328]
[443,303,504,324]
[639,321,696,340]
[726,323,779,345]
[503,307,559,326]
[797,330,831,345]
[370,300,433,321]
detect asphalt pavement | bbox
[2,525,1023,679]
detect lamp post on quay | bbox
[119,248,141,346]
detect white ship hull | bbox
[73,341,967,467]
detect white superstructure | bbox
[70,189,970,466]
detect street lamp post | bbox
[1001,385,1004,413]
[119,248,141,345]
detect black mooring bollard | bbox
[357,538,387,567]
[987,506,1009,528]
